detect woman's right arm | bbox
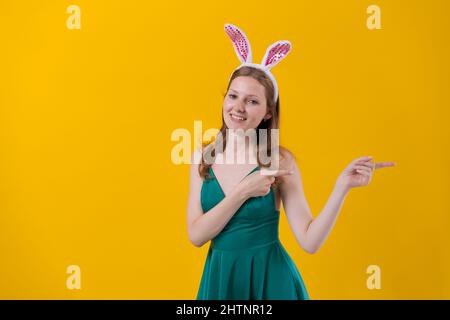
[186,151,249,248]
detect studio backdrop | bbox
[0,0,449,299]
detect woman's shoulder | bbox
[278,146,297,171]
[279,146,295,159]
[191,143,215,181]
[190,148,203,165]
[191,142,213,164]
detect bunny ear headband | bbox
[224,23,292,104]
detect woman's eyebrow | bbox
[229,89,260,98]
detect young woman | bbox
[186,24,396,300]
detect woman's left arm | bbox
[279,154,396,254]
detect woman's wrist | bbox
[232,183,250,202]
[334,181,350,196]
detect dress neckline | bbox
[209,166,259,198]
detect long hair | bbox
[199,66,288,187]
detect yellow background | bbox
[1,0,449,299]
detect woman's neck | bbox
[218,129,258,165]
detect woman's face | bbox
[223,76,271,131]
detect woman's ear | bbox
[264,113,272,121]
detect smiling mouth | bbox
[230,113,247,121]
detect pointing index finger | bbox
[260,168,293,177]
[374,161,397,169]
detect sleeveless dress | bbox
[196,166,309,300]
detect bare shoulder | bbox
[191,147,203,164]
[189,147,203,180]
[190,143,213,181]
[279,146,297,171]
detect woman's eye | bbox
[227,94,258,104]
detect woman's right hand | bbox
[237,169,293,199]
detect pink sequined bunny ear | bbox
[261,40,292,70]
[224,23,252,64]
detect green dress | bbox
[196,166,309,300]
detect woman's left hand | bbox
[336,156,396,191]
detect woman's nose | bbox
[234,100,246,112]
